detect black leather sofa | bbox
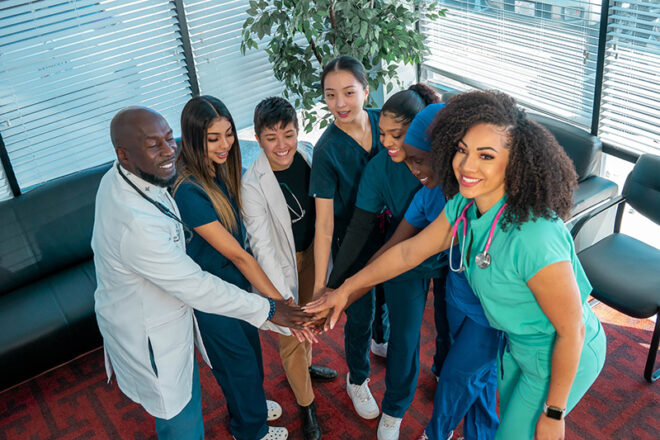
[529,113,619,251]
[0,163,110,391]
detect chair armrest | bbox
[570,195,625,239]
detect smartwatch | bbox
[543,403,565,420]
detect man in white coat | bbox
[92,107,308,439]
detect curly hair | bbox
[430,90,578,228]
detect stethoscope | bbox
[117,163,193,243]
[449,201,508,272]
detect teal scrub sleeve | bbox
[512,218,575,282]
[354,156,385,214]
[308,146,337,199]
[173,181,219,229]
[443,193,469,226]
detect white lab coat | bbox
[241,144,314,305]
[92,163,270,419]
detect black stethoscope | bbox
[116,163,193,243]
[449,201,508,272]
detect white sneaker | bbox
[346,373,380,419]
[266,400,282,421]
[260,426,288,439]
[377,413,402,440]
[371,339,388,358]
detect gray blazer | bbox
[241,142,313,304]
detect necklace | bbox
[279,182,305,224]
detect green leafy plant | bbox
[241,0,446,131]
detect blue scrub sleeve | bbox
[354,158,385,214]
[308,146,337,199]
[404,187,430,229]
[173,181,218,228]
[512,218,574,282]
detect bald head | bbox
[111,107,178,187]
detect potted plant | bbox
[241,0,446,130]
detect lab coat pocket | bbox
[146,306,193,386]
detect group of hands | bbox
[270,286,350,343]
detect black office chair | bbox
[572,153,660,383]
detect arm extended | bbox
[305,209,453,329]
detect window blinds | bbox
[183,0,285,129]
[421,0,603,129]
[0,0,192,191]
[598,0,660,154]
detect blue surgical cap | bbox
[403,102,446,152]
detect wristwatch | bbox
[543,403,565,420]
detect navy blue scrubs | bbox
[309,108,389,385]
[404,185,500,440]
[174,176,268,440]
[355,150,445,417]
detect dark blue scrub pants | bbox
[345,286,390,385]
[382,277,429,418]
[194,310,268,440]
[432,269,451,375]
[426,304,499,440]
[154,360,204,440]
[372,284,390,344]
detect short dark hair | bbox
[321,56,368,91]
[253,96,299,138]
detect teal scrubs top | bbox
[174,177,250,291]
[356,150,444,280]
[443,193,595,351]
[309,108,383,244]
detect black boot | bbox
[299,402,322,440]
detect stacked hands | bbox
[270,287,348,343]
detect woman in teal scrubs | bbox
[326,85,443,439]
[306,90,607,440]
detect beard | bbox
[137,168,177,188]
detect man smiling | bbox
[92,107,308,439]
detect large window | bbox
[0,0,283,200]
[421,0,660,155]
[598,0,660,154]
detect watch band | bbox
[543,403,565,420]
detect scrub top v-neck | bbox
[309,108,382,244]
[443,193,594,349]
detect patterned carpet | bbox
[1,299,658,439]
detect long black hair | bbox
[381,83,441,125]
[173,95,243,233]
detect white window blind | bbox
[0,0,192,191]
[0,163,12,202]
[598,0,660,154]
[183,0,285,129]
[421,0,602,128]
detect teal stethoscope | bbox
[449,200,508,272]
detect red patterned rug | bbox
[1,300,658,439]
